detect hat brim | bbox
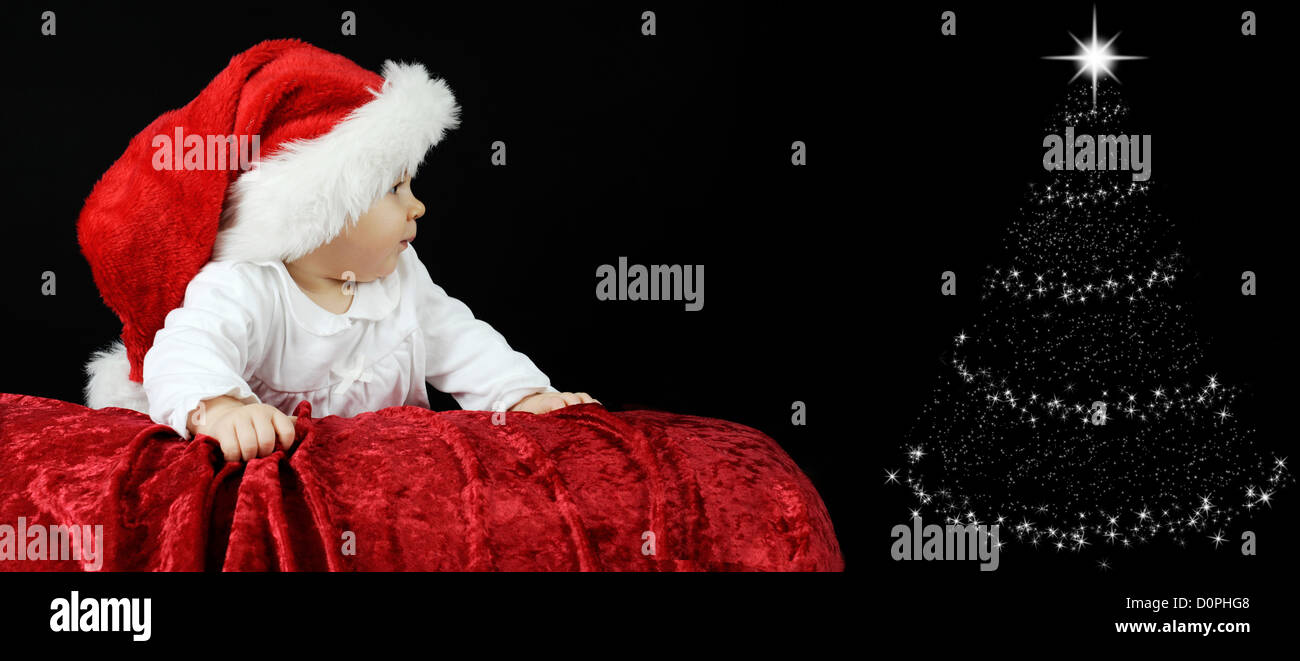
[212,60,460,265]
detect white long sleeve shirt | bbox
[142,244,557,440]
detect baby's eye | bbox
[389,183,401,195]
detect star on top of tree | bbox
[1043,6,1146,109]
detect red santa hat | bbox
[78,38,461,413]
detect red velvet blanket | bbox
[0,393,842,571]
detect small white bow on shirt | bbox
[331,353,375,396]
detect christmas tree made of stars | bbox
[890,79,1291,555]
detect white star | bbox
[1043,6,1146,108]
[1209,530,1226,549]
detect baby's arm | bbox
[143,262,292,459]
[414,264,558,413]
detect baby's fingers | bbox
[272,413,297,450]
[215,427,243,463]
[235,418,260,462]
[251,414,279,457]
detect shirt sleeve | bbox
[142,262,268,440]
[413,259,558,412]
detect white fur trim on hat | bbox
[84,340,151,413]
[212,60,461,265]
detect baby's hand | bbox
[509,391,601,414]
[203,403,298,463]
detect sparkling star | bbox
[1209,530,1226,549]
[1043,6,1146,108]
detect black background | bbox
[0,0,1293,648]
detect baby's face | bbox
[307,173,425,283]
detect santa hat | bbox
[78,38,461,413]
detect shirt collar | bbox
[257,258,402,334]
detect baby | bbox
[79,40,597,464]
[146,170,598,463]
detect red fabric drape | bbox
[0,394,842,571]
